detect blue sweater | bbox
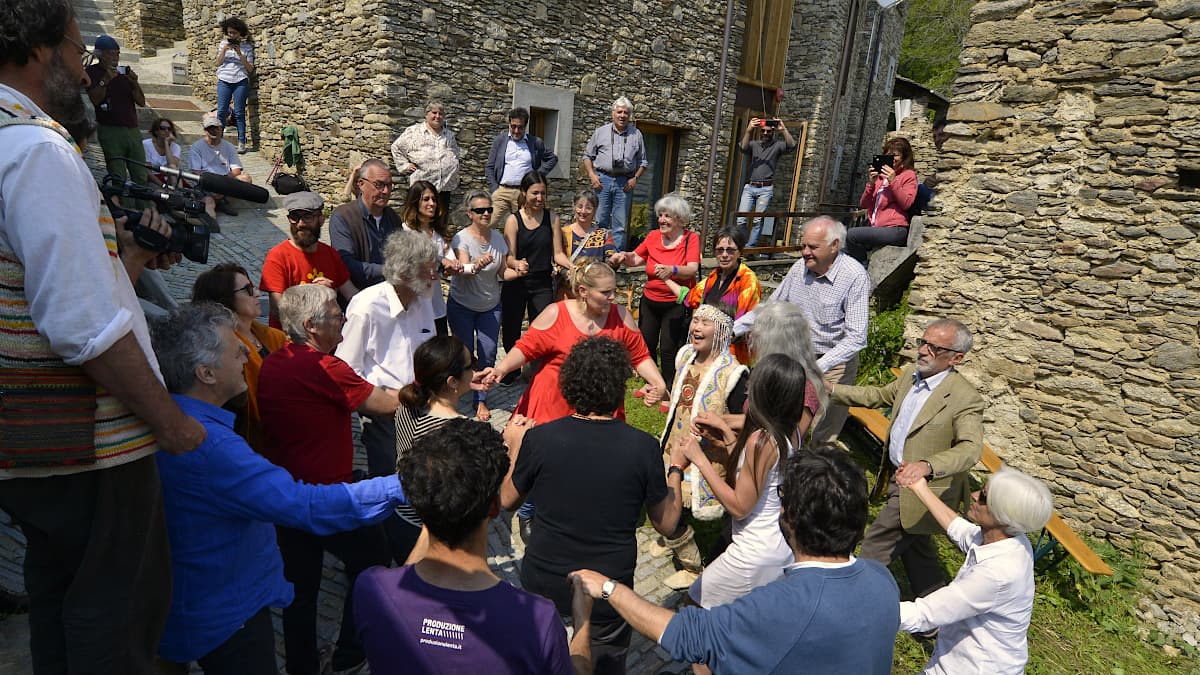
[157,394,405,663]
[660,558,899,674]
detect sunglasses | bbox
[158,124,173,131]
[234,282,256,297]
[714,246,739,254]
[470,207,494,215]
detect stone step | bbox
[139,96,206,125]
[142,82,193,97]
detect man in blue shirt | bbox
[570,447,899,675]
[582,96,649,251]
[149,303,406,673]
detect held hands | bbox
[568,569,610,600]
[503,414,535,450]
[470,368,493,392]
[443,259,464,276]
[643,383,664,407]
[310,276,336,289]
[653,263,673,280]
[895,461,932,488]
[515,259,530,276]
[475,252,494,269]
[609,251,628,267]
[570,572,595,626]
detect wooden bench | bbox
[845,401,1113,576]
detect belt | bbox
[499,183,521,189]
[597,169,630,177]
[749,180,773,188]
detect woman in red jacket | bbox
[846,136,917,266]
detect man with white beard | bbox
[336,230,439,479]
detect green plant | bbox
[1038,538,1146,636]
[857,296,910,386]
[629,204,650,242]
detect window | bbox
[739,0,796,89]
[512,82,575,181]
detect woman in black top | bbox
[500,172,573,361]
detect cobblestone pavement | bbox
[0,110,687,675]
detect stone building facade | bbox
[112,0,183,54]
[179,0,744,230]
[912,0,1200,635]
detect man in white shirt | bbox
[0,5,205,670]
[484,107,558,231]
[828,318,984,607]
[189,111,252,215]
[336,230,438,477]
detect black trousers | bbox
[501,275,554,352]
[0,455,171,675]
[521,563,632,675]
[159,606,277,675]
[638,296,688,385]
[276,524,389,674]
[844,225,909,266]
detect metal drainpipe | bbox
[700,0,738,246]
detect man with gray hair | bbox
[734,215,870,444]
[330,159,403,289]
[828,317,984,615]
[150,303,407,671]
[389,100,461,213]
[582,96,649,251]
[257,284,399,674]
[336,230,439,478]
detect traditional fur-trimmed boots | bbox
[659,525,703,590]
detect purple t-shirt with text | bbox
[354,564,572,675]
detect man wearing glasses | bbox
[828,318,984,618]
[260,191,358,328]
[484,107,558,231]
[330,158,403,289]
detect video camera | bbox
[99,173,213,264]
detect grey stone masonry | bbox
[909,0,1200,640]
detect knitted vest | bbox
[0,95,155,470]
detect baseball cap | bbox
[201,112,222,129]
[284,191,324,213]
[94,35,120,51]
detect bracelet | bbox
[675,286,688,304]
[668,464,685,479]
[671,265,678,275]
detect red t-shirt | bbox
[514,303,651,423]
[260,240,351,327]
[257,343,375,484]
[635,229,701,303]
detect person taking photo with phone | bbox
[735,117,795,249]
[847,136,917,266]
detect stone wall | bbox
[114,0,183,55]
[781,0,907,230]
[910,0,1200,636]
[182,0,741,222]
[891,97,938,181]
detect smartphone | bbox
[117,65,127,74]
[872,154,895,172]
[765,119,781,128]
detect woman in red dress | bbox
[489,262,667,423]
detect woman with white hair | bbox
[899,466,1054,674]
[612,192,701,398]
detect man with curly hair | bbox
[501,336,686,675]
[353,419,592,674]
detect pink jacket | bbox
[860,169,917,228]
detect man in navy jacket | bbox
[484,106,558,230]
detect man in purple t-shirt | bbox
[354,419,593,675]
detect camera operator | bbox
[736,117,796,249]
[0,2,206,671]
[582,96,648,252]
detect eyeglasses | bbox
[509,122,526,132]
[62,34,95,66]
[288,210,321,222]
[359,178,392,192]
[714,246,739,255]
[469,207,494,215]
[915,338,962,357]
[322,310,346,325]
[234,282,256,297]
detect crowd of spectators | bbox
[0,3,1059,674]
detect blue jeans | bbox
[216,78,249,145]
[446,297,501,405]
[597,173,631,251]
[737,183,774,247]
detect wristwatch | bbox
[601,579,617,600]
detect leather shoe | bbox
[215,199,237,216]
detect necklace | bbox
[571,412,609,421]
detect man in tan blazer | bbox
[829,318,983,601]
